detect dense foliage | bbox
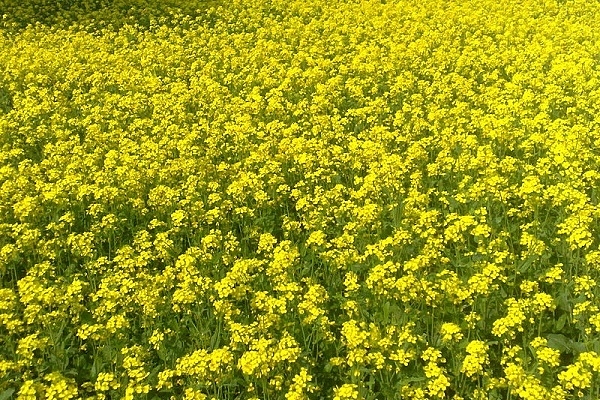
[2,0,600,398]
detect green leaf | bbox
[400,376,427,384]
[518,257,534,273]
[556,293,571,312]
[555,313,567,331]
[0,388,15,400]
[382,301,391,322]
[571,342,587,355]
[547,334,587,354]
[546,334,570,352]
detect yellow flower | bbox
[94,372,119,392]
[17,380,38,400]
[461,341,489,377]
[333,384,359,400]
[558,362,592,390]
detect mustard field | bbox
[1,0,600,398]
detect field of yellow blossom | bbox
[1,0,600,398]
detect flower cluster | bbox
[1,0,600,398]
